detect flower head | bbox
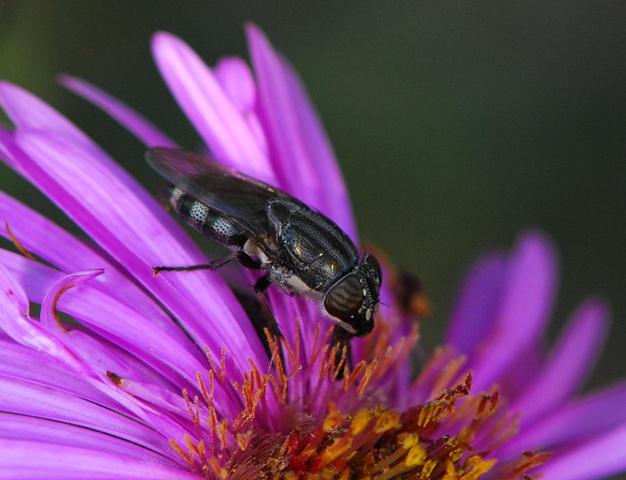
[0,24,625,479]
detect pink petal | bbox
[214,56,268,154]
[1,258,198,440]
[0,415,177,465]
[445,253,507,353]
[0,81,88,146]
[39,269,104,330]
[59,74,176,148]
[501,381,626,457]
[536,422,626,480]
[151,31,273,180]
[213,57,256,115]
[0,261,83,371]
[0,83,268,381]
[0,127,21,172]
[513,299,609,424]
[246,24,356,237]
[1,250,208,392]
[0,378,170,453]
[0,339,114,408]
[281,50,356,238]
[0,440,197,479]
[471,231,557,390]
[0,191,194,343]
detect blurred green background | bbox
[0,1,624,390]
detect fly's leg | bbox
[152,251,239,275]
[237,251,262,270]
[331,327,353,379]
[253,274,286,369]
[152,249,263,276]
[253,274,283,339]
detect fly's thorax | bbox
[268,199,359,291]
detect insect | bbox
[147,148,382,337]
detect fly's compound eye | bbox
[364,253,382,289]
[364,253,382,285]
[324,274,365,322]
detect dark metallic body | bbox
[147,148,381,336]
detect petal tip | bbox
[56,73,76,88]
[151,31,181,58]
[244,22,269,49]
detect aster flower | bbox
[0,24,625,480]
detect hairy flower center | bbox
[158,324,548,479]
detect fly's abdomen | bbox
[168,187,246,246]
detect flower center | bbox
[162,323,548,479]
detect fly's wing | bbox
[146,148,300,239]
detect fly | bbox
[146,148,382,338]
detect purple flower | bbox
[0,24,624,479]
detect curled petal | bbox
[1,251,208,392]
[40,268,104,331]
[0,190,175,325]
[0,262,82,371]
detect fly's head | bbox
[323,253,382,336]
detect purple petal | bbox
[0,80,93,148]
[0,378,170,454]
[214,56,268,154]
[213,57,256,115]
[0,414,177,465]
[513,299,609,424]
[0,261,83,371]
[281,50,357,238]
[246,24,356,238]
[446,253,507,353]
[471,231,557,390]
[39,268,104,330]
[1,250,207,391]
[0,257,201,441]
[0,191,194,343]
[501,381,626,457]
[0,440,197,480]
[0,83,268,380]
[59,74,176,148]
[151,31,273,180]
[0,339,114,407]
[0,127,21,172]
[536,423,626,480]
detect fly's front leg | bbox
[152,249,260,276]
[152,251,239,275]
[254,274,283,340]
[331,327,353,379]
